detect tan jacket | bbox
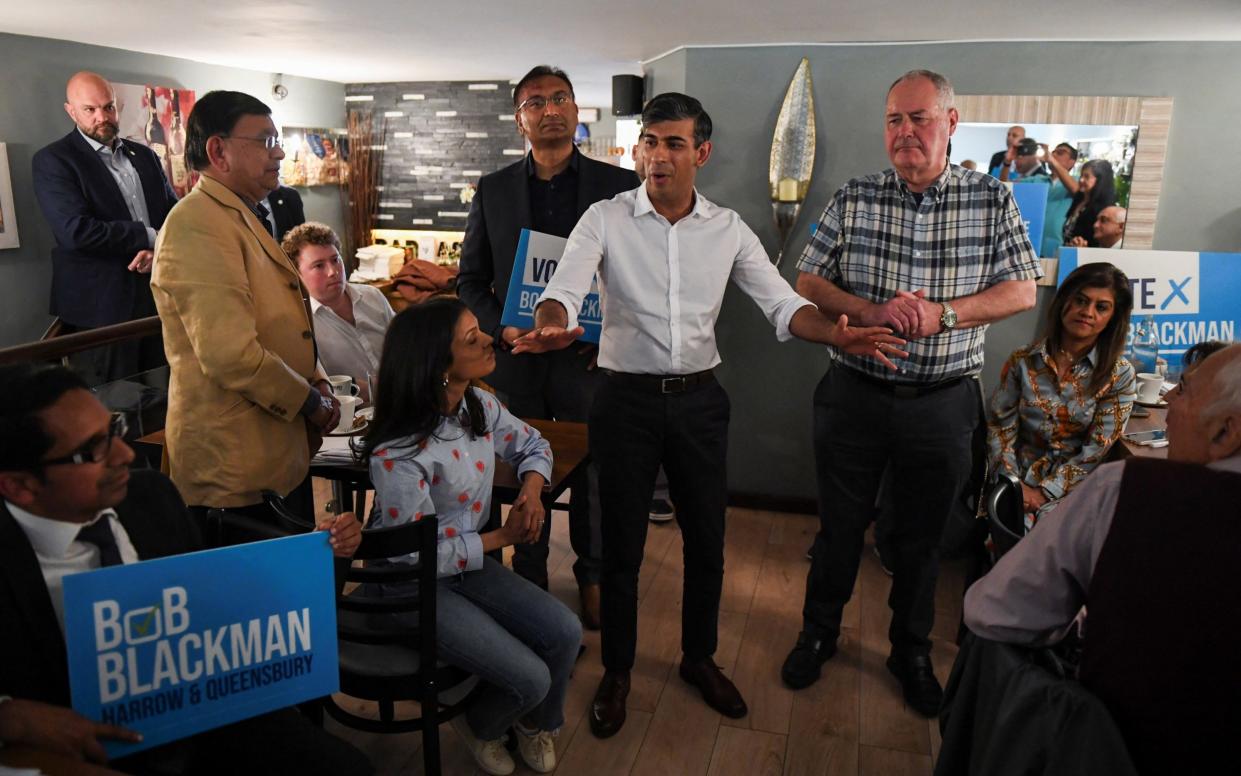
[151,175,324,507]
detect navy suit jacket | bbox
[0,470,199,707]
[268,185,306,243]
[32,130,179,328]
[456,150,638,394]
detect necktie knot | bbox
[77,518,123,567]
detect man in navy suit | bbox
[32,71,179,385]
[457,66,639,625]
[262,184,305,242]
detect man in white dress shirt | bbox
[516,92,906,738]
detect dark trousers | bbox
[802,366,978,656]
[590,376,730,671]
[188,474,316,533]
[502,349,603,589]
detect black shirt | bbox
[526,149,580,239]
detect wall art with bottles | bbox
[114,83,197,198]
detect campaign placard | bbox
[1058,248,1240,372]
[1009,181,1049,257]
[62,532,339,757]
[500,228,602,344]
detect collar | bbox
[891,163,952,200]
[77,128,121,154]
[4,501,119,560]
[309,281,359,315]
[1037,339,1099,370]
[525,146,580,179]
[632,182,713,221]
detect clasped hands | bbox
[867,289,945,339]
[498,474,547,545]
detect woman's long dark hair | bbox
[1044,262,1133,396]
[1064,159,1116,245]
[359,297,488,460]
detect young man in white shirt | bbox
[515,92,906,738]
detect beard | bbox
[84,121,119,145]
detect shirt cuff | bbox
[774,299,816,342]
[300,387,323,417]
[462,531,485,573]
[516,454,554,485]
[146,227,158,249]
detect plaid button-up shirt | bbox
[798,164,1041,383]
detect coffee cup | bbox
[1136,372,1163,404]
[328,375,359,397]
[334,395,363,433]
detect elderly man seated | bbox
[283,222,394,402]
[1069,205,1125,250]
[963,344,1241,776]
[0,363,369,774]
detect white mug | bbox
[1135,372,1163,404]
[334,395,363,433]
[328,374,359,397]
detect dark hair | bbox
[1045,262,1134,396]
[1184,340,1230,370]
[641,92,713,147]
[1054,142,1080,162]
[1071,159,1116,217]
[359,298,487,461]
[185,90,272,171]
[513,66,574,107]
[0,364,89,471]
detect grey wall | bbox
[0,32,346,348]
[645,41,1240,500]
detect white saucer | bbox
[1135,398,1168,408]
[326,419,369,437]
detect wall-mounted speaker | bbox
[612,75,645,117]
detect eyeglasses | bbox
[40,413,128,467]
[516,92,574,113]
[224,134,284,150]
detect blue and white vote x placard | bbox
[501,228,602,344]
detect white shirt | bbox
[5,502,140,633]
[310,282,396,385]
[77,129,157,248]
[539,185,811,375]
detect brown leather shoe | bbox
[579,583,601,631]
[589,670,629,739]
[679,657,748,719]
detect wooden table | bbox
[0,745,124,774]
[1116,405,1169,459]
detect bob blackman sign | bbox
[1058,248,1238,373]
[62,533,339,757]
[502,228,602,344]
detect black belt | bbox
[604,369,716,394]
[842,366,968,399]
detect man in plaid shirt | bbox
[781,70,1041,716]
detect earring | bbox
[441,375,449,388]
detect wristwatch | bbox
[939,301,958,331]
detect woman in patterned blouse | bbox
[360,298,581,776]
[986,262,1136,524]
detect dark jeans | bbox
[590,376,730,671]
[802,366,978,656]
[501,350,603,589]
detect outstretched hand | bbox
[511,325,586,354]
[829,314,909,371]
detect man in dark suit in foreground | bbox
[32,72,179,384]
[0,363,369,774]
[457,66,639,625]
[263,184,305,242]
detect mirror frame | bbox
[955,95,1173,266]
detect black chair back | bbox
[205,508,291,547]
[986,471,1025,559]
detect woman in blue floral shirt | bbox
[987,262,1136,525]
[360,298,580,776]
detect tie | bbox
[255,202,276,238]
[78,519,123,568]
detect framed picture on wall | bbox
[279,127,350,186]
[0,143,20,250]
[114,82,199,197]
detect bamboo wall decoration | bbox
[344,110,385,270]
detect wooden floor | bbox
[313,482,966,776]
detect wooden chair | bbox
[263,491,478,776]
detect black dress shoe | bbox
[679,657,748,718]
[589,670,630,739]
[781,631,837,689]
[886,653,943,717]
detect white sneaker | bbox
[515,727,558,773]
[450,715,514,776]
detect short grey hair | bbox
[888,69,955,112]
[1203,344,1241,421]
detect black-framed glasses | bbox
[516,92,574,113]
[223,134,284,150]
[40,413,128,467]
